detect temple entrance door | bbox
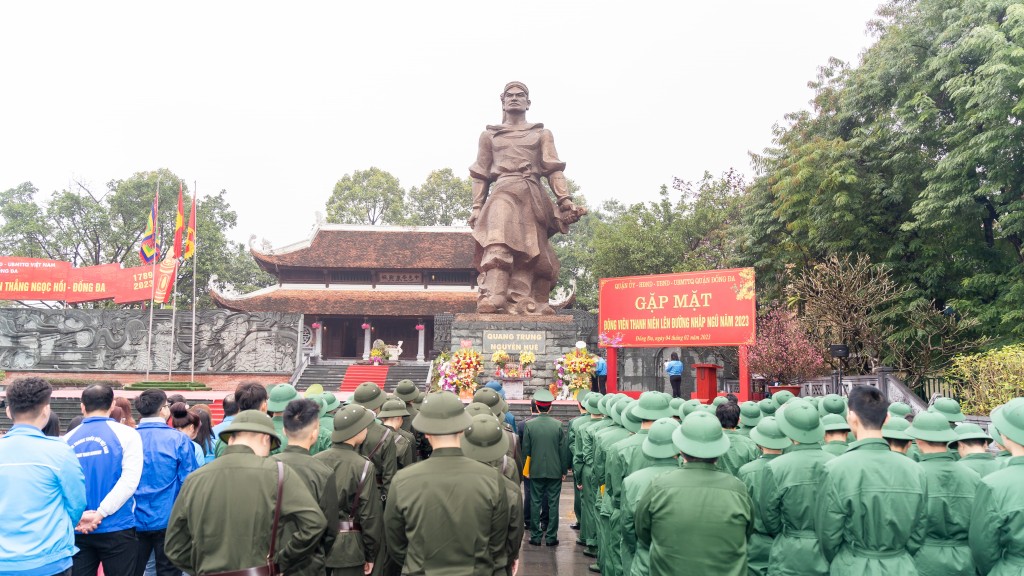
[322,318,360,359]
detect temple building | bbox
[212,224,478,362]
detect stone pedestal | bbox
[451,314,579,399]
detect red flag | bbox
[173,181,185,259]
[139,195,160,264]
[183,193,196,259]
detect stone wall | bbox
[616,346,737,398]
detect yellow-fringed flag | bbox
[172,181,185,259]
[139,195,159,264]
[183,191,196,259]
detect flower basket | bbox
[554,348,597,400]
[432,345,483,396]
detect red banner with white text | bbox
[0,256,178,305]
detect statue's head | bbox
[500,81,530,119]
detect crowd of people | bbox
[2,375,1022,576]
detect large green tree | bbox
[325,167,405,225]
[401,168,472,226]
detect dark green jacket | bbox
[738,453,778,576]
[522,414,568,479]
[606,430,647,513]
[358,420,398,502]
[969,457,1024,575]
[821,441,848,457]
[571,417,601,485]
[594,424,631,515]
[718,429,760,477]
[567,413,589,472]
[165,445,327,575]
[388,424,416,470]
[271,446,339,576]
[621,459,677,576]
[958,452,1000,477]
[914,452,980,576]
[383,448,515,576]
[816,438,928,575]
[636,462,752,576]
[313,443,383,568]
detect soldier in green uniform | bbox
[475,387,524,474]
[680,399,703,419]
[593,397,632,574]
[817,385,928,575]
[989,421,1012,467]
[881,416,913,455]
[905,410,980,576]
[393,380,419,431]
[635,411,752,576]
[761,398,834,575]
[521,388,567,546]
[576,393,609,559]
[268,384,332,455]
[969,398,1024,575]
[737,401,762,437]
[739,416,789,576]
[461,413,525,575]
[582,394,621,565]
[378,398,416,469]
[320,390,343,437]
[349,382,398,504]
[213,382,270,458]
[821,413,851,456]
[271,399,340,576]
[888,402,912,419]
[953,423,999,476]
[715,401,760,476]
[568,389,590,533]
[315,404,384,576]
[384,392,518,576]
[772,390,795,408]
[621,418,679,576]
[759,398,778,417]
[165,410,328,575]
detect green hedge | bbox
[124,381,211,391]
[45,378,122,389]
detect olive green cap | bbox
[378,398,410,419]
[395,380,419,403]
[533,388,555,403]
[669,397,684,411]
[332,405,375,443]
[712,396,728,407]
[633,392,674,421]
[931,397,966,423]
[304,384,324,398]
[621,401,642,434]
[821,413,851,432]
[907,411,959,443]
[772,390,795,407]
[267,384,298,413]
[953,422,991,443]
[759,398,778,416]
[881,416,913,441]
[412,391,472,434]
[776,399,825,444]
[473,387,503,417]
[739,401,762,427]
[680,399,703,419]
[577,389,591,407]
[888,402,912,418]
[749,416,792,451]
[219,410,282,450]
[586,393,605,415]
[991,398,1024,446]
[465,402,493,418]
[673,411,730,459]
[819,394,847,417]
[320,392,341,414]
[642,418,681,459]
[460,414,509,463]
[351,382,386,411]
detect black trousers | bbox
[73,529,138,576]
[133,529,179,576]
[669,375,682,398]
[591,375,607,394]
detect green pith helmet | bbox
[888,402,912,418]
[772,390,795,407]
[931,397,966,423]
[465,402,493,418]
[412,392,426,407]
[819,394,847,417]
[378,398,410,419]
[311,395,329,417]
[669,397,684,411]
[473,387,504,417]
[776,398,825,444]
[703,404,719,415]
[577,389,591,408]
[219,410,281,450]
[681,399,703,419]
[953,422,991,444]
[534,388,555,403]
[598,394,617,416]
[332,405,375,443]
[806,397,820,410]
[739,401,762,427]
[821,413,851,432]
[907,411,959,443]
[712,396,729,407]
[608,397,628,426]
[749,416,792,451]
[304,383,324,398]
[586,393,605,415]
[621,401,642,434]
[395,379,419,403]
[321,392,341,413]
[460,414,509,462]
[882,416,913,441]
[633,391,674,421]
[642,417,681,459]
[673,411,730,459]
[991,398,1024,446]
[351,382,386,411]
[759,398,778,416]
[267,384,298,413]
[412,391,472,435]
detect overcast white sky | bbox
[0,1,883,247]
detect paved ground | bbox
[517,483,592,576]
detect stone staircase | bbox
[294,362,431,393]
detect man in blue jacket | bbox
[132,389,198,576]
[1,377,87,576]
[64,384,144,576]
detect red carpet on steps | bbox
[340,365,390,393]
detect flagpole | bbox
[168,269,179,382]
[145,178,160,381]
[190,182,199,382]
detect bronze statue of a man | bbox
[469,81,584,315]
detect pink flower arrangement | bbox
[361,323,371,330]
